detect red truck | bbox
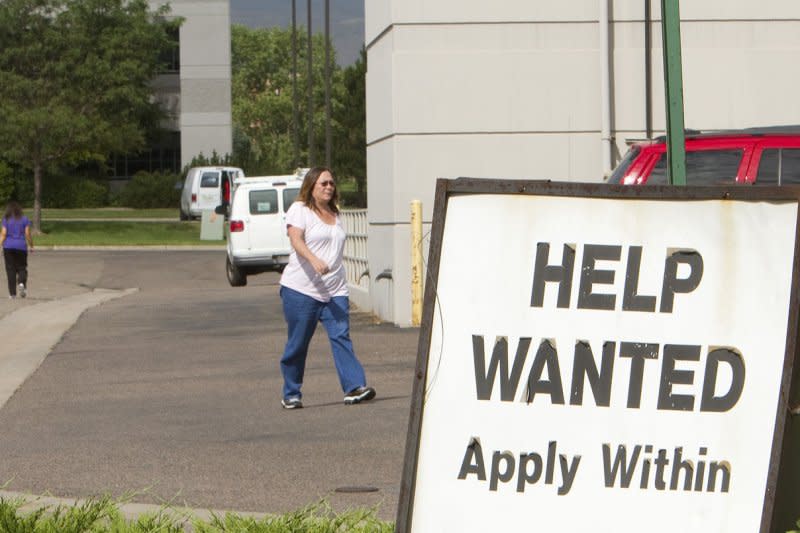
[609,127,800,186]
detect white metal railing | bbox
[341,209,369,292]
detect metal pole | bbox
[292,0,299,168]
[410,200,423,326]
[324,0,331,168]
[307,0,314,166]
[660,0,686,185]
[599,0,612,177]
[645,0,652,138]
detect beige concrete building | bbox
[120,0,232,177]
[170,0,233,167]
[365,0,800,325]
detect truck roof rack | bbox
[651,125,800,143]
[233,174,303,186]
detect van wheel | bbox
[226,257,247,286]
[179,210,188,221]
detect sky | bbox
[230,0,364,66]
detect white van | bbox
[224,173,304,286]
[180,166,244,220]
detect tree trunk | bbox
[32,161,42,235]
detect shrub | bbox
[118,171,182,208]
[0,162,115,208]
[184,151,236,173]
[193,500,392,533]
[70,179,109,208]
[40,173,109,208]
[0,495,183,532]
[339,190,366,208]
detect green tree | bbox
[333,47,366,206]
[0,0,178,232]
[231,25,345,176]
[0,161,13,203]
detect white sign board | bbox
[398,181,800,533]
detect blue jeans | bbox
[279,286,366,399]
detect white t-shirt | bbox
[280,202,348,302]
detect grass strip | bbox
[36,221,224,246]
[40,208,180,220]
[0,495,393,533]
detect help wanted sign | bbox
[400,181,800,533]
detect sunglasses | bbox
[318,180,335,187]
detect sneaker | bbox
[344,386,376,405]
[18,283,26,298]
[281,397,303,409]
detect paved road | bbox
[0,250,419,521]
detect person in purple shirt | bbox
[0,201,34,299]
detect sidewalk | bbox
[0,247,230,406]
[0,247,221,321]
[0,249,103,320]
[0,251,149,519]
[0,288,137,410]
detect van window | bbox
[200,172,219,188]
[250,189,279,214]
[648,149,743,185]
[756,149,800,185]
[283,188,300,210]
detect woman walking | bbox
[1,201,33,299]
[278,167,376,409]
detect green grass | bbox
[0,496,393,533]
[40,208,179,220]
[35,221,224,246]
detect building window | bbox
[111,131,181,178]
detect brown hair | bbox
[3,201,23,221]
[298,166,339,214]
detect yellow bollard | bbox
[411,200,423,326]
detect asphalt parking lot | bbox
[0,250,419,521]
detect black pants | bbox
[3,248,28,296]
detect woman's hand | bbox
[310,256,329,275]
